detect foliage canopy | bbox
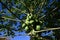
[0,0,60,40]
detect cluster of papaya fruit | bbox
[22,13,43,34]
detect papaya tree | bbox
[0,0,60,40]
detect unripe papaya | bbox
[24,26,29,31]
[36,25,40,30]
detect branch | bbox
[51,7,58,12]
[2,17,21,22]
[39,15,46,19]
[35,27,60,33]
[15,27,60,36]
[27,27,60,36]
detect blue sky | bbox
[10,36,30,40]
[0,3,2,11]
[0,2,30,40]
